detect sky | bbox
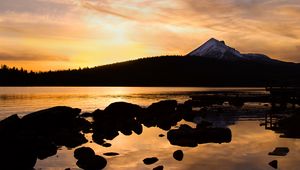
[0,0,300,71]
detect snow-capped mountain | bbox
[187,38,276,63]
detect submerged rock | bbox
[143,157,159,165]
[173,150,184,161]
[268,147,289,156]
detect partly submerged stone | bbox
[268,147,289,156]
[173,150,184,161]
[269,160,278,169]
[143,157,159,165]
[103,152,119,156]
[153,165,164,170]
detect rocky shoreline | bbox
[0,100,299,169]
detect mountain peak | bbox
[187,38,244,60]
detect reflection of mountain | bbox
[1,38,300,86]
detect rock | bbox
[80,112,93,118]
[153,165,164,170]
[139,100,182,131]
[103,152,119,156]
[92,102,143,142]
[269,160,278,169]
[173,150,184,161]
[76,155,107,170]
[74,147,107,170]
[101,143,112,147]
[74,147,95,160]
[103,102,143,118]
[0,114,21,135]
[167,124,232,147]
[21,106,81,131]
[278,114,300,137]
[147,100,177,114]
[0,138,38,170]
[36,138,57,160]
[143,157,159,165]
[54,130,88,148]
[268,147,289,156]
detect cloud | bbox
[80,0,136,20]
[0,51,69,61]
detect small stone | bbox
[268,147,289,156]
[143,157,159,165]
[153,165,164,170]
[173,150,184,161]
[103,152,119,156]
[101,143,112,147]
[269,160,278,169]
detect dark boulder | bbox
[74,147,107,170]
[143,157,159,165]
[21,106,81,131]
[139,100,182,131]
[103,102,143,118]
[76,155,107,170]
[74,147,95,160]
[0,114,21,135]
[173,150,184,161]
[278,114,300,137]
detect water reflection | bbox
[0,87,264,119]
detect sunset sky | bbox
[0,0,300,71]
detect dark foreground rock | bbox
[143,157,159,165]
[173,150,184,161]
[167,124,232,147]
[0,106,89,169]
[74,147,107,170]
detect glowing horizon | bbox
[1,0,300,71]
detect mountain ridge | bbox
[0,38,299,86]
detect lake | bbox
[0,87,299,170]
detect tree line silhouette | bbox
[1,55,300,86]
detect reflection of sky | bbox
[36,121,300,170]
[0,87,264,119]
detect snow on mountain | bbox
[187,38,276,63]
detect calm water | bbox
[1,87,299,170]
[0,87,264,119]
